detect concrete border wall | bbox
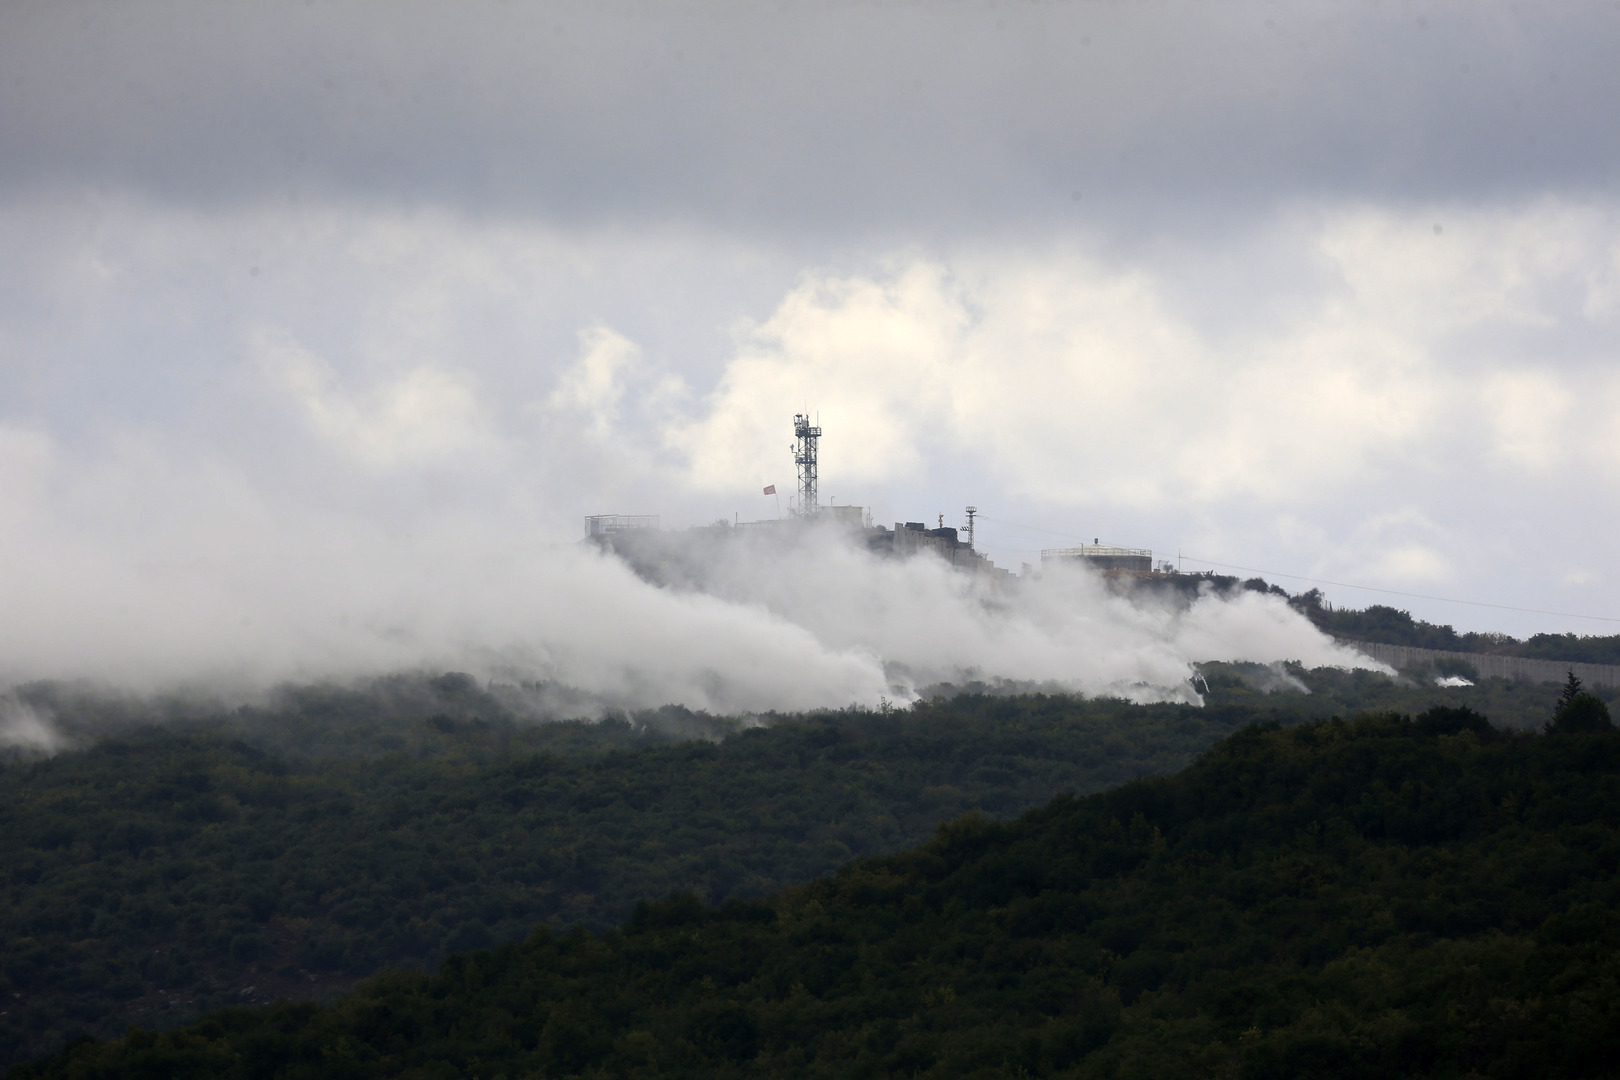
[1346,640,1620,690]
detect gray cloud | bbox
[3,2,1617,240]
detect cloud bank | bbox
[0,462,1374,713]
[4,2,1617,234]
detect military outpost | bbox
[585,415,1193,585]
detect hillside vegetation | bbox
[15,703,1619,1080]
[1236,580,1620,665]
[0,691,1265,1068]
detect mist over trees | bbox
[1,664,1613,1070]
[0,690,1259,1066]
[1287,590,1620,663]
[1144,574,1620,666]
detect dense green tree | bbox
[1199,580,1620,664]
[1548,672,1614,733]
[15,705,1620,1080]
[0,691,1269,1067]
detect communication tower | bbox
[965,506,977,549]
[793,413,821,515]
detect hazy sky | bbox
[4,0,1620,690]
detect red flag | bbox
[763,485,776,495]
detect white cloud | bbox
[257,332,498,469]
[669,244,1439,509]
[0,431,1384,708]
[662,200,1620,527]
[4,191,1620,652]
[1323,510,1456,588]
[1480,369,1574,471]
[547,326,641,432]
[673,263,970,492]
[0,424,55,531]
[1314,203,1592,337]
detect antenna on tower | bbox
[793,413,821,515]
[965,506,977,549]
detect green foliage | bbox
[1195,660,1611,731]
[1286,593,1620,664]
[1550,696,1614,734]
[0,691,1268,1067]
[1306,601,1478,651]
[1558,669,1586,712]
[1132,576,1620,663]
[18,705,1620,1079]
[8,675,753,763]
[1520,632,1620,666]
[1544,671,1614,734]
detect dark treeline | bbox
[0,689,1272,1068]
[1155,573,1620,665]
[1,669,1608,1072]
[1196,661,1604,730]
[1300,596,1620,664]
[15,701,1620,1079]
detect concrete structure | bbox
[868,521,1011,579]
[824,504,868,528]
[584,514,659,538]
[590,417,1014,580]
[1042,544,1154,573]
[1346,640,1620,690]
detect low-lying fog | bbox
[0,516,1378,750]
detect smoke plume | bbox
[0,508,1378,716]
[0,697,68,756]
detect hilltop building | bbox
[585,418,1012,581]
[584,514,659,538]
[1042,544,1154,574]
[867,520,1007,577]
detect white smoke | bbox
[587,519,1381,708]
[0,511,1380,714]
[0,424,1381,713]
[0,697,68,755]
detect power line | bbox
[975,515,1094,542]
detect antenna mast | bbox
[965,506,977,549]
[793,413,821,515]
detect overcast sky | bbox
[4,0,1620,689]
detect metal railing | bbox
[1041,545,1152,560]
[585,514,660,537]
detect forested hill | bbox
[0,693,1266,1068]
[18,707,1620,1080]
[1173,573,1620,665]
[1303,600,1620,665]
[0,668,1598,1068]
